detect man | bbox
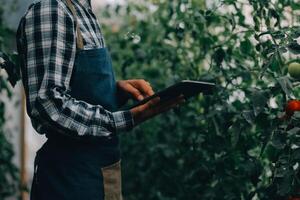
[16,0,184,199]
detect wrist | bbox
[130,108,143,126]
[112,110,135,132]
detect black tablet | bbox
[128,80,216,109]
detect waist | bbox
[45,130,120,147]
[38,133,121,166]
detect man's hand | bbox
[117,79,155,106]
[130,95,185,126]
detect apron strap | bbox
[65,0,84,50]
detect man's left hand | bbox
[117,79,155,106]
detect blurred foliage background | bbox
[1,0,300,199]
[0,0,19,199]
[100,0,300,199]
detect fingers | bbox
[130,95,185,125]
[130,79,154,97]
[144,95,185,117]
[122,82,144,100]
[140,96,160,110]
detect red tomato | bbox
[285,100,300,116]
[288,197,300,200]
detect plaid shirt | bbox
[16,0,134,137]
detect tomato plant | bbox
[1,0,300,199]
[100,0,300,199]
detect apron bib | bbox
[30,0,123,199]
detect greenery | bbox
[100,0,300,199]
[1,0,300,199]
[0,1,19,199]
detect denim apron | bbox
[30,1,123,199]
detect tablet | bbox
[128,80,216,109]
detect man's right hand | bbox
[130,95,185,126]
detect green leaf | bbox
[279,47,288,53]
[291,28,300,39]
[253,16,260,31]
[277,172,293,196]
[272,31,285,39]
[229,122,241,148]
[288,41,300,55]
[277,76,294,97]
[291,2,300,10]
[269,54,280,72]
[287,127,300,136]
[242,110,255,124]
[212,48,225,66]
[270,132,286,150]
[269,9,280,27]
[251,89,269,116]
[240,39,252,55]
[292,149,300,160]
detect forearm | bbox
[35,86,134,136]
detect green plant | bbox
[0,2,19,200]
[0,60,19,198]
[99,0,300,199]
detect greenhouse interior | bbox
[1,0,300,200]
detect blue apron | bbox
[30,49,122,200]
[30,1,123,199]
